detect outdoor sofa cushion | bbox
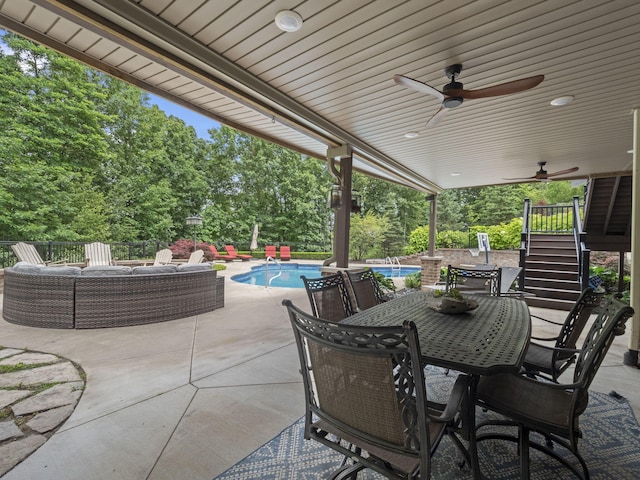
[132,265,178,275]
[12,262,46,274]
[12,262,81,276]
[36,265,82,276]
[81,265,132,276]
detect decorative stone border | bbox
[0,348,85,476]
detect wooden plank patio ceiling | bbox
[1,0,639,192]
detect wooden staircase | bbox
[523,234,581,311]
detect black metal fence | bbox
[0,241,168,269]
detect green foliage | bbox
[373,271,396,292]
[436,230,468,248]
[590,265,630,295]
[349,213,391,260]
[433,288,463,300]
[470,218,523,250]
[404,271,421,289]
[406,225,430,254]
[211,263,227,271]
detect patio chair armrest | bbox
[530,334,560,342]
[528,343,580,356]
[428,374,471,423]
[530,314,564,327]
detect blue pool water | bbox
[231,263,420,288]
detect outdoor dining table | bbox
[342,289,531,479]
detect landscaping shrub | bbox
[404,272,421,289]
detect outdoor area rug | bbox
[214,368,640,479]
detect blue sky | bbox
[148,94,220,140]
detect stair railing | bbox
[572,196,590,290]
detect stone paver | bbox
[0,361,82,387]
[27,404,76,434]
[0,389,32,409]
[0,349,24,360]
[0,435,47,477]
[0,352,60,366]
[0,420,23,442]
[0,349,85,476]
[12,382,84,416]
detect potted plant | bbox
[429,288,479,314]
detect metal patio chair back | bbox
[523,288,605,381]
[345,268,386,311]
[301,272,355,322]
[445,265,501,296]
[476,295,634,479]
[283,299,470,479]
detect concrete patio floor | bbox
[0,260,638,480]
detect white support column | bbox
[625,108,640,366]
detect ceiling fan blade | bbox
[546,166,579,177]
[394,74,444,102]
[503,175,537,181]
[426,106,448,127]
[446,75,545,99]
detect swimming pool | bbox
[231,263,421,288]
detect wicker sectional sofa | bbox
[2,262,224,329]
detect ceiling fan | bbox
[393,64,544,127]
[504,161,579,181]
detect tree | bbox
[206,127,334,248]
[349,213,391,260]
[0,33,111,240]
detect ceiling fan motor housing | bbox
[443,96,463,108]
[442,80,464,108]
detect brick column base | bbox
[420,256,443,289]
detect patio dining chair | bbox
[301,272,355,322]
[445,265,500,296]
[523,287,604,382]
[476,295,634,480]
[283,299,471,480]
[345,268,386,311]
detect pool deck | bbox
[0,259,638,479]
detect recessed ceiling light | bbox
[404,131,419,139]
[275,10,303,32]
[450,172,461,176]
[550,95,574,106]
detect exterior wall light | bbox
[327,185,342,209]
